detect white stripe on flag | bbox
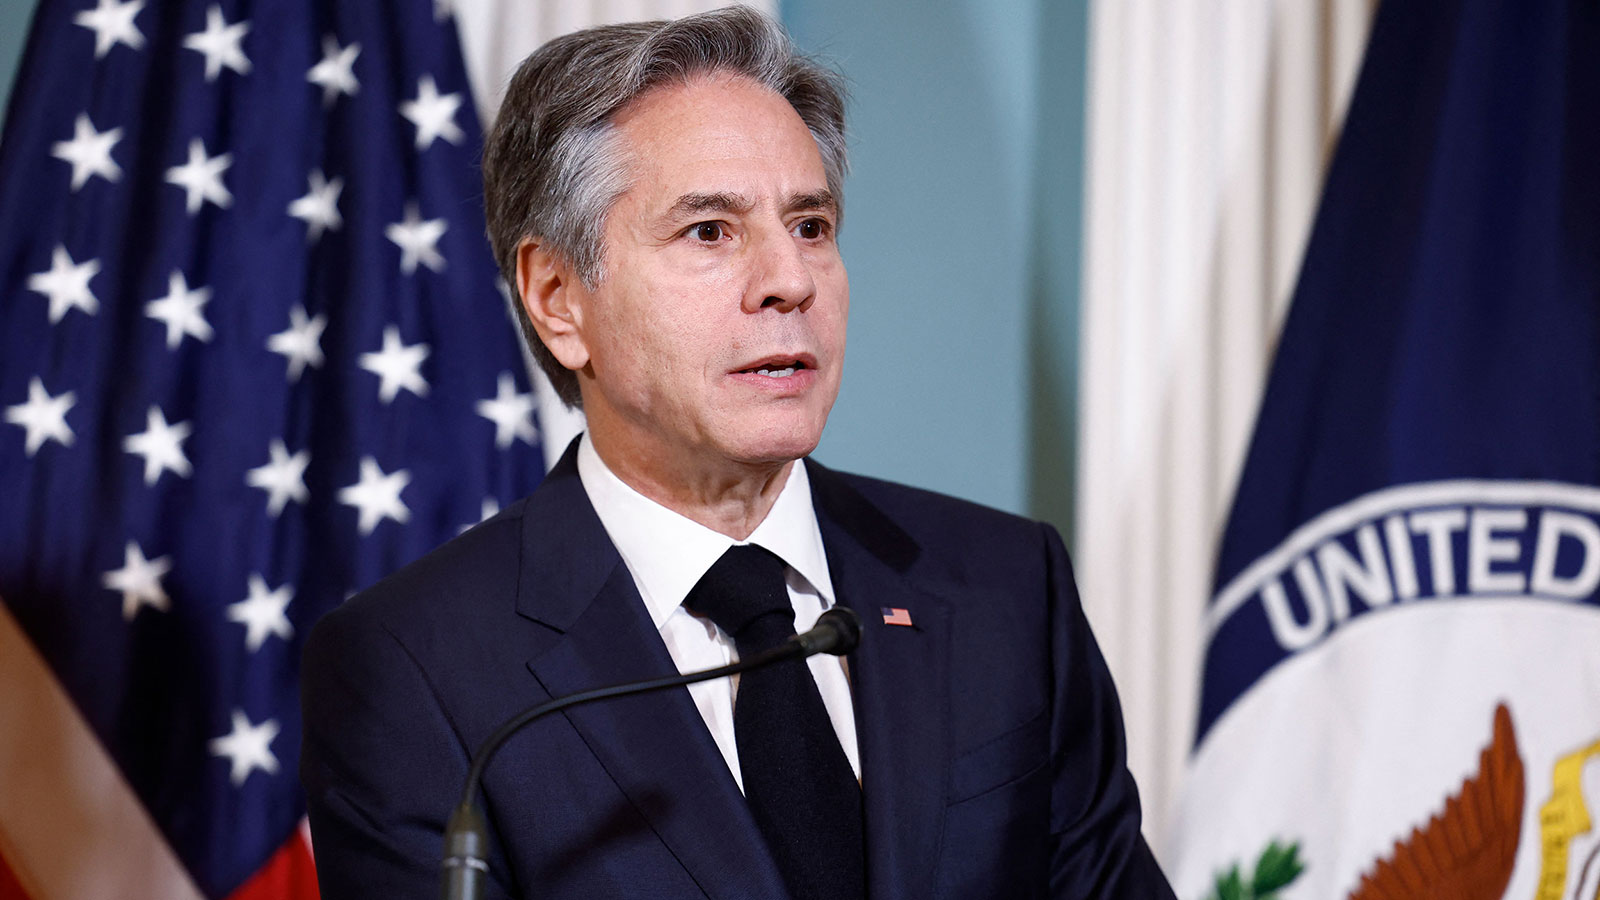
[0,598,204,900]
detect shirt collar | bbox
[576,433,835,631]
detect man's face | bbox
[556,72,848,478]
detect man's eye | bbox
[691,222,724,242]
[793,218,826,240]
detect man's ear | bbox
[515,238,591,371]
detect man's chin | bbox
[717,423,826,469]
[726,442,821,469]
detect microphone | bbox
[441,606,862,900]
[793,604,861,656]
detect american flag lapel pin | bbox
[880,607,913,627]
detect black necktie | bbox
[682,544,865,900]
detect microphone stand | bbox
[440,607,861,900]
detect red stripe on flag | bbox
[0,847,31,900]
[223,828,318,900]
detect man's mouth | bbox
[736,358,812,379]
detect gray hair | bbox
[481,6,849,407]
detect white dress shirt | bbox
[576,435,861,792]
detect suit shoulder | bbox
[811,462,1047,541]
[806,462,1062,587]
[311,496,531,643]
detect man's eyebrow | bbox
[785,190,838,216]
[665,192,754,218]
[661,190,839,219]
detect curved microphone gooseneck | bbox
[440,606,863,900]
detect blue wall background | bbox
[0,0,1088,536]
[782,0,1087,537]
[0,2,31,132]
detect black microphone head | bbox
[815,607,861,655]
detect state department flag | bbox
[1169,2,1600,899]
[0,1,545,898]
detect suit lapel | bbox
[810,463,950,900]
[516,448,788,900]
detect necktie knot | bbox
[682,544,795,652]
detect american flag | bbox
[0,0,544,897]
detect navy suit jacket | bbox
[300,447,1175,899]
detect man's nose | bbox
[744,227,816,314]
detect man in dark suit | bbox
[299,7,1175,898]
